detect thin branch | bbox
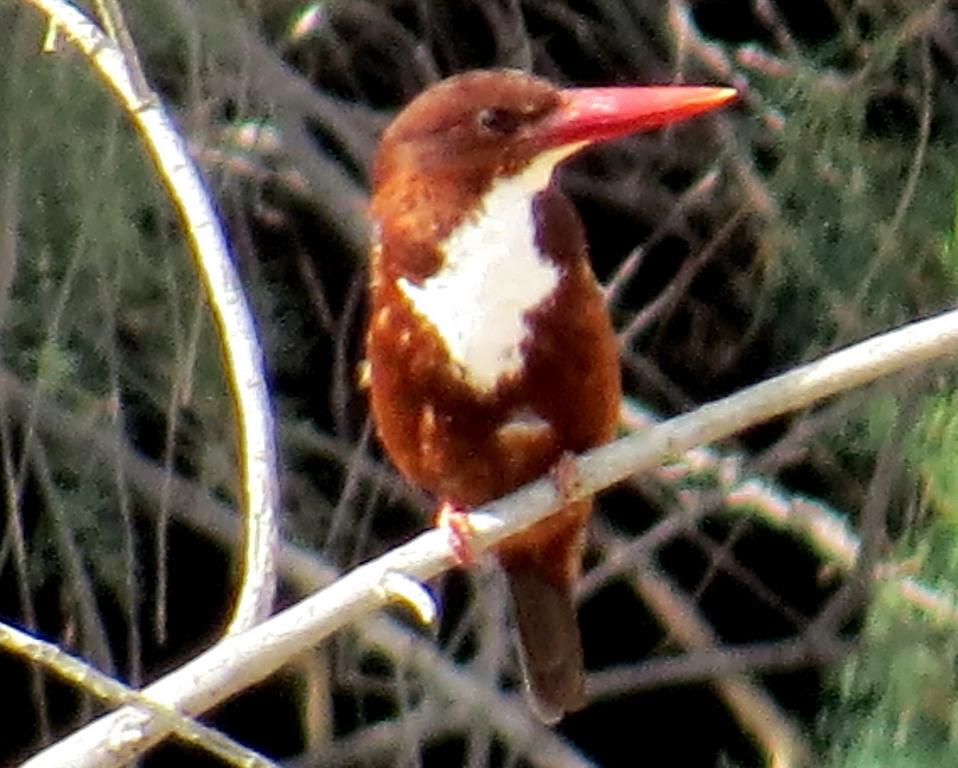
[284,422,432,513]
[90,0,148,98]
[21,0,281,632]
[624,561,811,766]
[588,635,852,694]
[751,0,800,57]
[0,402,51,740]
[154,272,205,645]
[855,35,934,304]
[603,166,722,308]
[98,250,142,685]
[806,404,909,638]
[618,204,748,346]
[330,267,366,440]
[0,619,281,768]
[30,446,115,675]
[683,523,810,629]
[303,701,459,768]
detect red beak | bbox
[536,85,737,149]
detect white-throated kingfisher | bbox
[364,70,736,722]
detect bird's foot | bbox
[551,451,583,505]
[435,499,477,566]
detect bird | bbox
[364,69,736,722]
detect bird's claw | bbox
[551,451,582,505]
[435,499,477,566]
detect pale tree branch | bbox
[0,619,280,768]
[21,297,958,766]
[20,0,280,633]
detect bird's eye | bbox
[476,107,520,136]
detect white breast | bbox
[397,145,581,394]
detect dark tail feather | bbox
[505,565,585,723]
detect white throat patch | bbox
[397,145,582,394]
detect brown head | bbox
[370,69,736,280]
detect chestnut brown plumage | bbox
[365,70,735,722]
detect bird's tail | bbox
[504,563,585,723]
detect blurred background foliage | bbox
[1,0,957,765]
